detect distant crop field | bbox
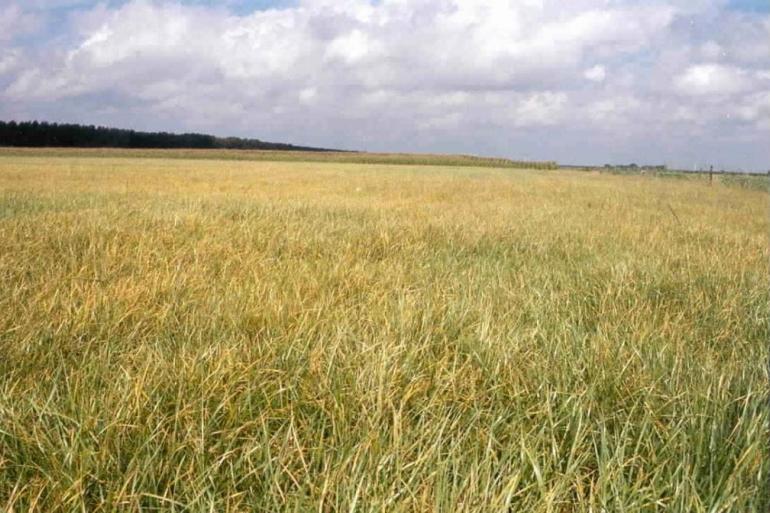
[0,153,767,512]
[0,147,558,169]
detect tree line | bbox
[0,120,333,151]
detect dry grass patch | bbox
[0,154,767,512]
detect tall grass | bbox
[0,155,767,512]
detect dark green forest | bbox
[0,120,332,151]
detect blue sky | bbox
[1,0,769,170]
[728,0,770,12]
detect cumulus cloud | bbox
[674,64,753,96]
[0,0,768,169]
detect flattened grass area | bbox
[0,153,767,512]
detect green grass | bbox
[574,166,770,192]
[718,173,770,192]
[0,153,767,512]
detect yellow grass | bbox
[0,147,558,169]
[0,153,768,512]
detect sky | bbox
[1,0,768,170]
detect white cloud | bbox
[0,3,40,41]
[513,92,568,126]
[0,50,21,76]
[698,41,725,61]
[0,0,768,169]
[736,91,770,130]
[674,64,752,96]
[586,95,643,125]
[325,30,375,64]
[584,65,606,82]
[5,0,679,100]
[298,87,318,105]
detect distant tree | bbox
[0,120,334,152]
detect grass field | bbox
[0,147,558,170]
[0,152,767,512]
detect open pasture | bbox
[0,152,767,512]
